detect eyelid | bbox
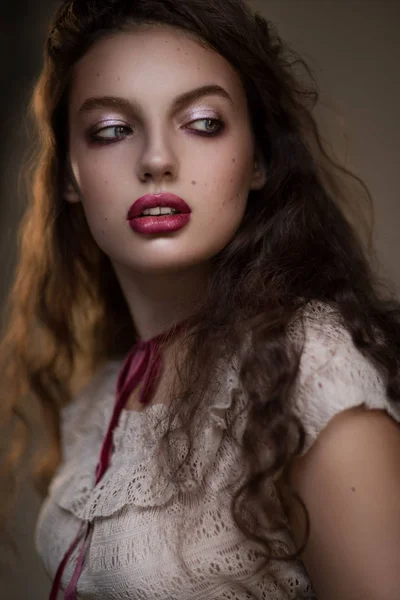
[183,108,222,121]
[88,118,130,134]
[85,103,223,126]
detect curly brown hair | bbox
[1,0,400,591]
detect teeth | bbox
[141,207,180,216]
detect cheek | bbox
[74,159,112,205]
[209,155,253,216]
[200,180,248,247]
[71,138,130,199]
[71,170,119,247]
[72,158,127,233]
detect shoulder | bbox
[59,359,122,458]
[288,301,400,455]
[63,359,121,420]
[277,302,400,598]
[280,404,400,600]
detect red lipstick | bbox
[127,193,192,235]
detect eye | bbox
[90,125,132,143]
[187,118,224,136]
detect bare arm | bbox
[278,406,400,600]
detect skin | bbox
[67,24,266,341]
[279,405,400,600]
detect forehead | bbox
[69,25,246,110]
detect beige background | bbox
[1,0,399,597]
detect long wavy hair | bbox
[1,0,400,588]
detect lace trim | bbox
[50,358,244,519]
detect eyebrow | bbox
[78,84,234,115]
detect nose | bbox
[136,129,178,185]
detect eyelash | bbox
[88,118,225,145]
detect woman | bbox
[1,0,400,598]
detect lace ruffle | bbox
[50,358,243,520]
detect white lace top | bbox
[35,304,400,599]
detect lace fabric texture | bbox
[35,303,399,599]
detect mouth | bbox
[127,193,191,220]
[127,193,192,235]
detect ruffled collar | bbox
[49,356,245,520]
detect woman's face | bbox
[68,25,265,275]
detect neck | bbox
[112,261,211,340]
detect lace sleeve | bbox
[290,303,400,456]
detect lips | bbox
[127,193,191,220]
[127,193,192,235]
